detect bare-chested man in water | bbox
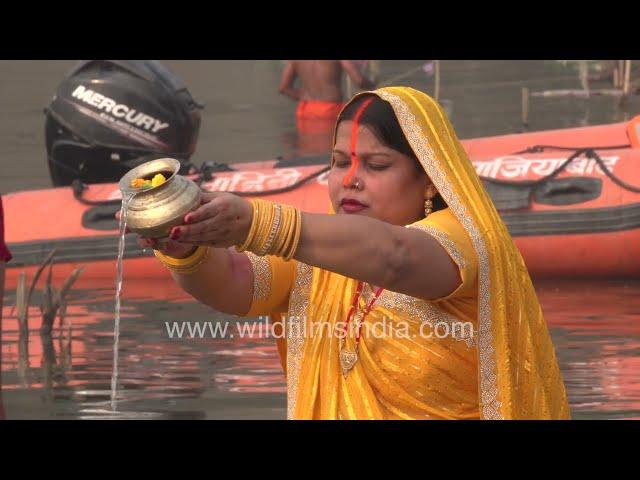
[278,60,376,121]
[278,61,376,154]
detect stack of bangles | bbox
[154,199,302,275]
[235,199,302,260]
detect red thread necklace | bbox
[339,281,384,378]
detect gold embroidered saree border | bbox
[378,89,502,419]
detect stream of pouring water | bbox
[111,193,134,411]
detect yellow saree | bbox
[242,87,570,420]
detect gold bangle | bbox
[258,203,282,256]
[154,247,208,274]
[285,208,302,261]
[154,246,210,274]
[236,200,259,252]
[249,200,273,253]
[246,199,266,252]
[280,205,297,258]
[283,205,297,257]
[273,204,291,257]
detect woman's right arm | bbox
[144,239,254,316]
[173,244,253,316]
[132,192,295,318]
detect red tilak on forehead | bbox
[343,97,375,186]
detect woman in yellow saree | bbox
[144,86,570,420]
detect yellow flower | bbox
[151,173,166,187]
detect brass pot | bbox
[118,158,201,239]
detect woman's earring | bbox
[424,198,433,217]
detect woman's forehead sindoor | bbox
[343,98,375,187]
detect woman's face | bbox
[329,120,429,226]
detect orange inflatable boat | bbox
[4,118,640,284]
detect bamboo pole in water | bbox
[623,60,632,96]
[369,60,381,85]
[345,76,353,99]
[521,87,530,127]
[619,60,625,88]
[578,60,590,95]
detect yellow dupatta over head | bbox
[287,87,570,419]
[281,87,570,419]
[332,87,569,419]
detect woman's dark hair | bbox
[337,95,447,212]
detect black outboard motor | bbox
[45,60,203,186]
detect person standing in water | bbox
[279,60,376,154]
[141,87,570,419]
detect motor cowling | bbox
[45,60,203,186]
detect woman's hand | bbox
[114,211,197,258]
[139,237,196,259]
[114,192,252,258]
[167,192,253,248]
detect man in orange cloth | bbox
[279,60,376,153]
[0,194,12,420]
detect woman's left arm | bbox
[295,213,462,301]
